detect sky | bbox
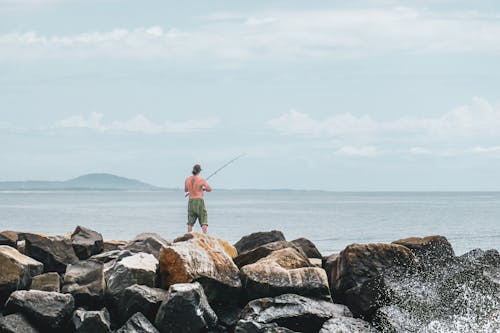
[1,0,500,190]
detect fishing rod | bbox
[185,153,245,197]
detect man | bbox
[184,164,212,234]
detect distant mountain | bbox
[0,173,161,190]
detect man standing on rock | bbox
[185,164,212,234]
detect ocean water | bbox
[0,190,498,255]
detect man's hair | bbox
[192,164,202,175]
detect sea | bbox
[0,190,498,255]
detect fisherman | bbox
[184,164,212,234]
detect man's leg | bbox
[201,224,208,234]
[200,201,208,234]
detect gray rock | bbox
[103,240,127,252]
[290,238,322,259]
[116,312,159,333]
[4,290,74,331]
[239,294,352,333]
[234,231,286,254]
[117,284,168,325]
[234,241,299,268]
[24,233,79,274]
[154,282,218,333]
[72,308,111,333]
[319,317,377,333]
[71,226,104,260]
[234,320,297,332]
[90,250,134,280]
[106,253,158,303]
[62,260,105,307]
[0,231,18,248]
[392,235,455,266]
[0,245,44,303]
[123,233,170,258]
[30,272,61,292]
[0,313,40,333]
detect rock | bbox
[62,260,105,307]
[106,253,159,304]
[234,230,286,254]
[71,226,104,260]
[4,290,74,331]
[310,258,322,268]
[461,248,500,267]
[0,245,44,303]
[30,272,60,292]
[174,232,238,259]
[154,282,218,333]
[159,235,241,305]
[103,240,127,252]
[290,238,322,259]
[0,313,40,333]
[123,233,170,258]
[117,284,168,325]
[234,320,297,332]
[0,231,18,248]
[91,249,134,265]
[234,241,300,268]
[240,248,330,301]
[239,294,352,333]
[24,233,79,274]
[327,243,416,318]
[72,308,111,333]
[319,317,377,333]
[116,312,159,333]
[392,235,455,265]
[213,304,242,328]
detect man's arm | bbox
[203,180,212,192]
[184,178,189,192]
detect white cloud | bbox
[54,112,219,134]
[335,146,379,157]
[2,8,500,61]
[467,146,500,154]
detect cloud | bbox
[2,7,500,61]
[53,112,219,134]
[335,146,379,157]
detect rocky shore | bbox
[0,227,498,332]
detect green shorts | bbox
[187,198,208,226]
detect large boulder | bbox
[103,240,127,252]
[0,245,44,303]
[4,290,74,331]
[154,282,218,333]
[106,253,159,304]
[392,235,454,265]
[174,232,238,259]
[240,248,330,301]
[0,313,40,333]
[234,231,286,254]
[117,284,168,325]
[62,260,105,307]
[319,317,377,333]
[90,249,134,279]
[327,243,416,318]
[72,308,112,333]
[24,233,79,274]
[290,238,322,259]
[238,294,352,333]
[116,312,159,333]
[234,241,300,268]
[0,231,18,248]
[30,272,61,292]
[71,226,104,260]
[159,234,241,304]
[123,233,170,258]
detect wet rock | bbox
[116,312,159,333]
[0,231,18,248]
[239,293,352,333]
[159,234,241,304]
[106,253,158,304]
[290,238,322,259]
[4,290,74,331]
[24,233,79,274]
[234,320,297,332]
[154,282,217,333]
[117,284,168,325]
[234,241,300,268]
[461,248,500,267]
[30,272,60,292]
[319,317,377,333]
[71,226,104,260]
[72,308,111,333]
[62,260,105,307]
[392,235,454,265]
[234,230,286,254]
[0,245,44,303]
[240,248,330,301]
[327,243,416,318]
[174,232,238,259]
[0,313,40,333]
[103,240,127,252]
[123,233,170,258]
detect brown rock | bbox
[234,241,300,268]
[103,240,127,252]
[233,230,286,254]
[174,232,238,259]
[24,233,79,274]
[291,237,322,259]
[392,235,455,265]
[30,272,60,292]
[0,231,18,248]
